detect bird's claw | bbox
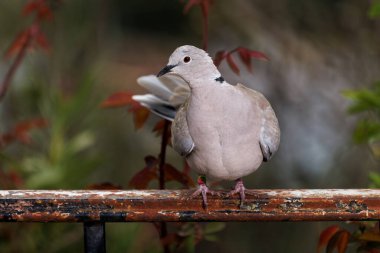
[188,183,221,209]
[228,178,246,208]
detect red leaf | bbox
[226,53,239,74]
[161,233,180,246]
[336,231,350,253]
[22,1,40,16]
[318,225,341,253]
[4,24,50,60]
[37,5,53,21]
[214,47,269,74]
[213,50,228,66]
[326,230,350,253]
[164,163,195,187]
[237,47,252,70]
[235,47,269,72]
[131,107,150,129]
[101,91,136,108]
[13,118,48,132]
[22,0,53,21]
[0,169,24,188]
[247,50,269,61]
[4,29,32,59]
[152,120,172,145]
[358,231,380,242]
[101,91,150,129]
[129,156,158,189]
[35,28,50,51]
[183,0,199,14]
[0,118,48,148]
[8,171,24,187]
[152,120,166,136]
[183,0,213,14]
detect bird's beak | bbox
[157,64,176,77]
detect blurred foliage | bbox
[318,223,380,253]
[337,81,380,252]
[0,1,145,252]
[317,84,380,252]
[343,82,380,145]
[369,0,380,19]
[343,81,380,167]
[317,4,380,252]
[0,0,226,252]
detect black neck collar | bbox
[215,76,224,83]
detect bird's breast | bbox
[186,86,263,180]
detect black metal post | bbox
[84,222,106,253]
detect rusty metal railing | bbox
[1,189,380,252]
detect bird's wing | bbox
[133,75,190,121]
[132,94,176,121]
[171,100,195,156]
[236,83,280,161]
[158,75,190,108]
[136,75,173,101]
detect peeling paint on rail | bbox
[0,189,379,222]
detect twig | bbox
[0,29,32,102]
[201,7,208,51]
[158,120,170,189]
[158,119,171,253]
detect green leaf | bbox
[369,0,380,19]
[204,222,226,234]
[369,172,380,188]
[204,234,219,242]
[26,165,63,188]
[369,139,380,158]
[352,120,380,143]
[343,90,380,115]
[185,234,195,253]
[67,131,95,153]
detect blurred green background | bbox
[1,0,380,252]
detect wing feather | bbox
[171,100,195,156]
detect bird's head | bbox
[157,45,221,88]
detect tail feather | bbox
[133,75,190,121]
[137,75,173,101]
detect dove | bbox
[138,45,280,208]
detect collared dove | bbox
[137,45,280,208]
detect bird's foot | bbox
[228,178,246,208]
[190,176,219,209]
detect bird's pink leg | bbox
[191,176,217,209]
[228,178,246,208]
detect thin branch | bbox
[0,29,32,102]
[158,120,170,190]
[158,119,171,253]
[201,8,208,51]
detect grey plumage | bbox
[171,100,194,156]
[135,45,280,207]
[158,45,280,182]
[132,75,189,121]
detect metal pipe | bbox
[84,222,106,253]
[0,189,379,222]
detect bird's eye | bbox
[183,56,191,63]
